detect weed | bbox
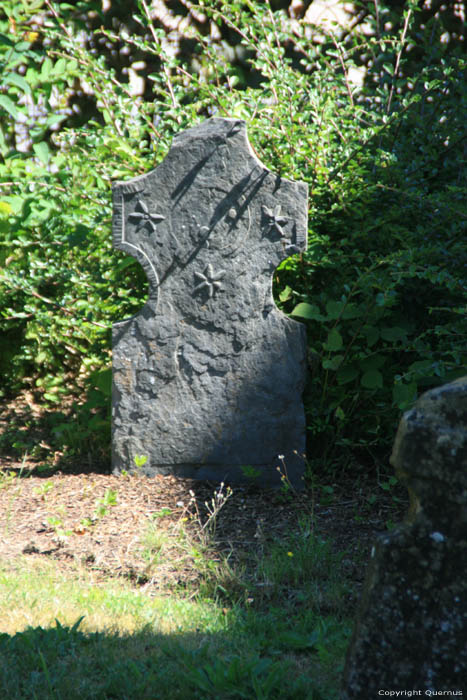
[46,514,72,543]
[80,488,118,529]
[252,518,349,613]
[139,486,243,601]
[197,482,233,539]
[151,507,173,519]
[33,481,55,501]
[94,488,118,519]
[121,454,147,478]
[378,475,398,493]
[240,464,262,482]
[133,454,147,470]
[183,654,307,699]
[0,453,28,492]
[276,452,307,498]
[3,483,22,537]
[0,470,17,491]
[378,475,405,508]
[319,485,335,506]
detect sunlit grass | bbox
[0,491,356,699]
[0,448,394,699]
[0,557,228,636]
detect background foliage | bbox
[0,0,466,476]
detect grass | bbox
[0,477,359,699]
[0,559,350,699]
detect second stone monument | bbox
[112,118,308,487]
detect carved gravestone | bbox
[342,377,467,697]
[112,118,308,487]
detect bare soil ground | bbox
[0,393,407,598]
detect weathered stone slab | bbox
[112,118,308,487]
[342,377,467,697]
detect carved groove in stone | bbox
[191,197,253,258]
[120,193,159,298]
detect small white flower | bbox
[430,531,445,543]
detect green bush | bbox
[0,0,465,473]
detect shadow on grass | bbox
[0,614,341,699]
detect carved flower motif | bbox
[129,198,165,233]
[193,264,226,298]
[262,204,288,237]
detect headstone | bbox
[342,377,467,697]
[112,118,308,488]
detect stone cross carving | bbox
[112,118,308,488]
[342,377,467,696]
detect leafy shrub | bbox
[0,0,465,473]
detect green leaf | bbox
[68,224,90,247]
[3,73,32,95]
[337,366,359,384]
[41,57,53,80]
[380,326,407,342]
[279,285,292,302]
[1,195,23,215]
[359,354,386,371]
[322,355,343,370]
[134,454,148,468]
[0,33,15,48]
[53,57,67,75]
[341,303,361,319]
[290,302,324,321]
[392,382,417,409]
[335,406,345,421]
[0,201,13,217]
[408,359,434,375]
[46,114,66,129]
[92,368,111,397]
[275,631,319,651]
[361,369,383,390]
[375,293,386,307]
[323,329,343,352]
[33,142,50,166]
[0,95,20,120]
[362,326,380,347]
[325,300,344,319]
[116,257,140,273]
